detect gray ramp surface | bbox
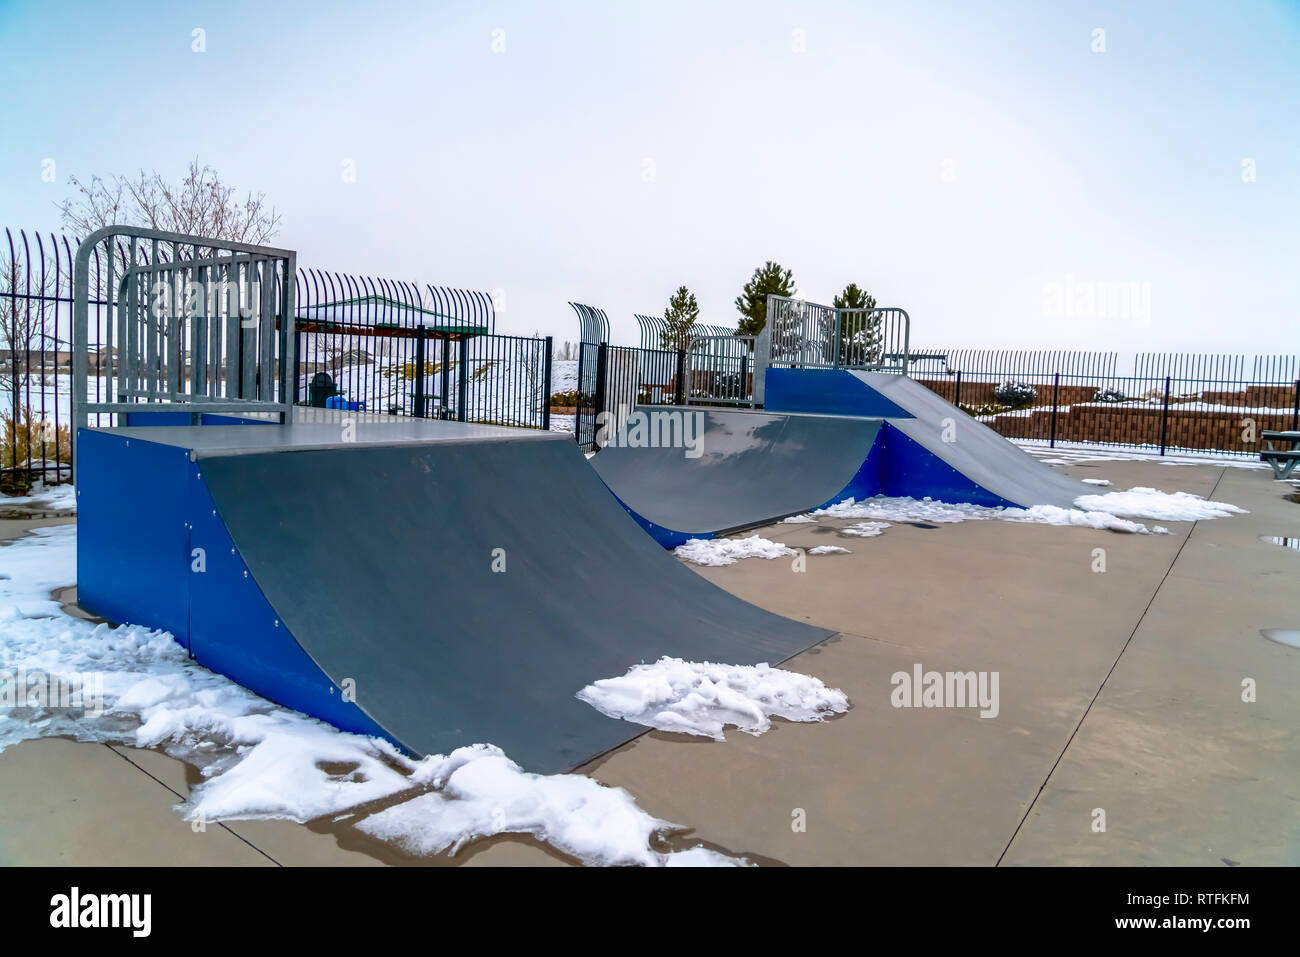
[198,430,833,774]
[851,371,1094,508]
[591,408,883,536]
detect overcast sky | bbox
[2,0,1296,353]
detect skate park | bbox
[0,224,1295,869]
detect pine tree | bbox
[734,261,796,337]
[833,282,882,366]
[660,286,700,350]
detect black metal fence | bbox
[910,348,1300,458]
[568,304,1300,459]
[1,226,552,489]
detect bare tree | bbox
[57,159,281,244]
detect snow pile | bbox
[805,489,1246,535]
[808,545,851,555]
[1074,487,1247,521]
[577,656,849,741]
[357,743,741,867]
[674,535,796,566]
[841,521,890,538]
[780,514,817,524]
[1,482,77,512]
[1080,478,1112,486]
[814,497,975,524]
[0,527,736,867]
[1002,505,1162,534]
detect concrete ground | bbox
[1,456,1296,865]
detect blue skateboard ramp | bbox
[762,368,1093,509]
[76,412,834,774]
[589,408,884,547]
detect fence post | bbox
[675,349,686,406]
[1159,375,1171,455]
[292,325,303,407]
[574,342,585,445]
[1049,372,1060,449]
[1292,379,1299,432]
[740,353,750,406]
[541,336,553,431]
[593,341,609,450]
[456,335,469,422]
[953,369,962,409]
[413,331,427,418]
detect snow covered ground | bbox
[0,524,781,866]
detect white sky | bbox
[2,0,1296,353]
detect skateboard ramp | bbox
[848,370,1093,508]
[762,368,1093,509]
[76,413,833,774]
[590,409,884,547]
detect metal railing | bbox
[763,294,910,373]
[0,225,550,488]
[685,334,757,406]
[73,227,298,466]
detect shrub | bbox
[1092,387,1127,403]
[0,416,73,495]
[992,380,1037,409]
[550,390,582,407]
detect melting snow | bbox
[1074,487,1247,521]
[808,545,851,555]
[577,656,849,741]
[674,535,796,566]
[0,526,736,866]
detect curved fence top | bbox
[570,301,610,344]
[634,312,736,351]
[295,269,494,333]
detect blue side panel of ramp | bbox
[765,368,914,418]
[812,428,885,509]
[76,430,193,646]
[878,424,1016,508]
[76,429,390,744]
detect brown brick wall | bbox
[914,377,1297,454]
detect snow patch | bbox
[1073,487,1247,521]
[808,545,851,555]
[841,521,890,538]
[356,743,743,866]
[577,656,849,741]
[674,535,796,566]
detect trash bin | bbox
[309,372,340,408]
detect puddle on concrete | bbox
[1260,629,1300,649]
[1260,535,1300,551]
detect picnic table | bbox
[1260,430,1300,479]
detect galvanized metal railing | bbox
[685,335,758,407]
[73,227,297,462]
[762,294,910,373]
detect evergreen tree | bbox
[734,261,796,337]
[833,282,882,366]
[660,286,700,350]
